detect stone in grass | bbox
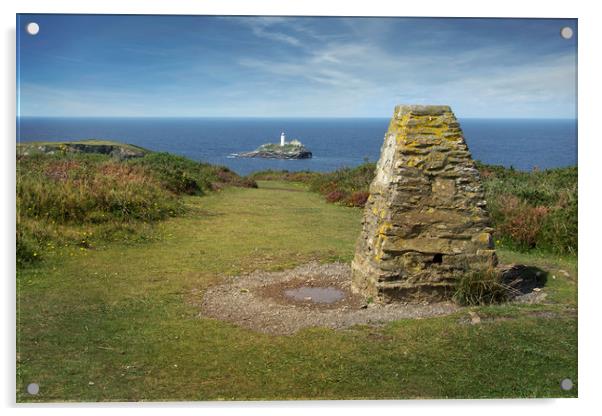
[351,105,497,303]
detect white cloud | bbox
[237,17,304,47]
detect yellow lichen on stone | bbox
[406,156,421,167]
[472,232,493,248]
[378,222,392,236]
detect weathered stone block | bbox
[351,105,497,302]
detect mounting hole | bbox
[26,22,40,36]
[560,378,573,391]
[27,383,39,395]
[560,26,573,40]
[432,253,443,264]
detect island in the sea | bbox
[233,132,312,159]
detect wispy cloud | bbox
[235,20,576,118]
[237,17,304,47]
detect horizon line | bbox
[17,115,578,120]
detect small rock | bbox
[240,288,249,293]
[88,381,95,386]
[558,269,570,278]
[468,311,481,325]
[304,297,312,301]
[533,287,542,292]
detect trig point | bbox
[351,105,497,302]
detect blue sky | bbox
[17,15,577,118]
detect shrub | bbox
[128,152,211,195]
[494,196,549,249]
[210,166,258,189]
[481,163,577,255]
[130,153,256,194]
[453,268,510,306]
[325,190,347,203]
[308,163,376,202]
[346,191,370,207]
[538,198,578,255]
[16,222,42,266]
[17,157,181,223]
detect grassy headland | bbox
[16,143,577,401]
[16,142,256,266]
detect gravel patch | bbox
[199,262,459,335]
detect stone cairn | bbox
[351,105,497,302]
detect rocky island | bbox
[234,132,312,159]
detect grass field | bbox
[16,180,577,401]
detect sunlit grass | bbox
[17,181,576,401]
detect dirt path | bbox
[198,262,459,335]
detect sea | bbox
[17,117,577,176]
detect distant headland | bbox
[17,139,148,160]
[233,132,312,159]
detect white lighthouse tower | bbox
[280,131,286,147]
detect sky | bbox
[17,15,577,118]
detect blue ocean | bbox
[17,117,577,176]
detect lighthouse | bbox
[280,131,286,147]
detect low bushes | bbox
[480,163,577,255]
[307,163,376,207]
[252,164,375,208]
[17,154,181,224]
[128,152,257,195]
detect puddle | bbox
[284,286,345,303]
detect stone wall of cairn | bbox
[351,105,497,302]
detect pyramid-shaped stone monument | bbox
[351,105,497,302]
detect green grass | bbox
[17,181,577,401]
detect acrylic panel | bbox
[16,14,577,402]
